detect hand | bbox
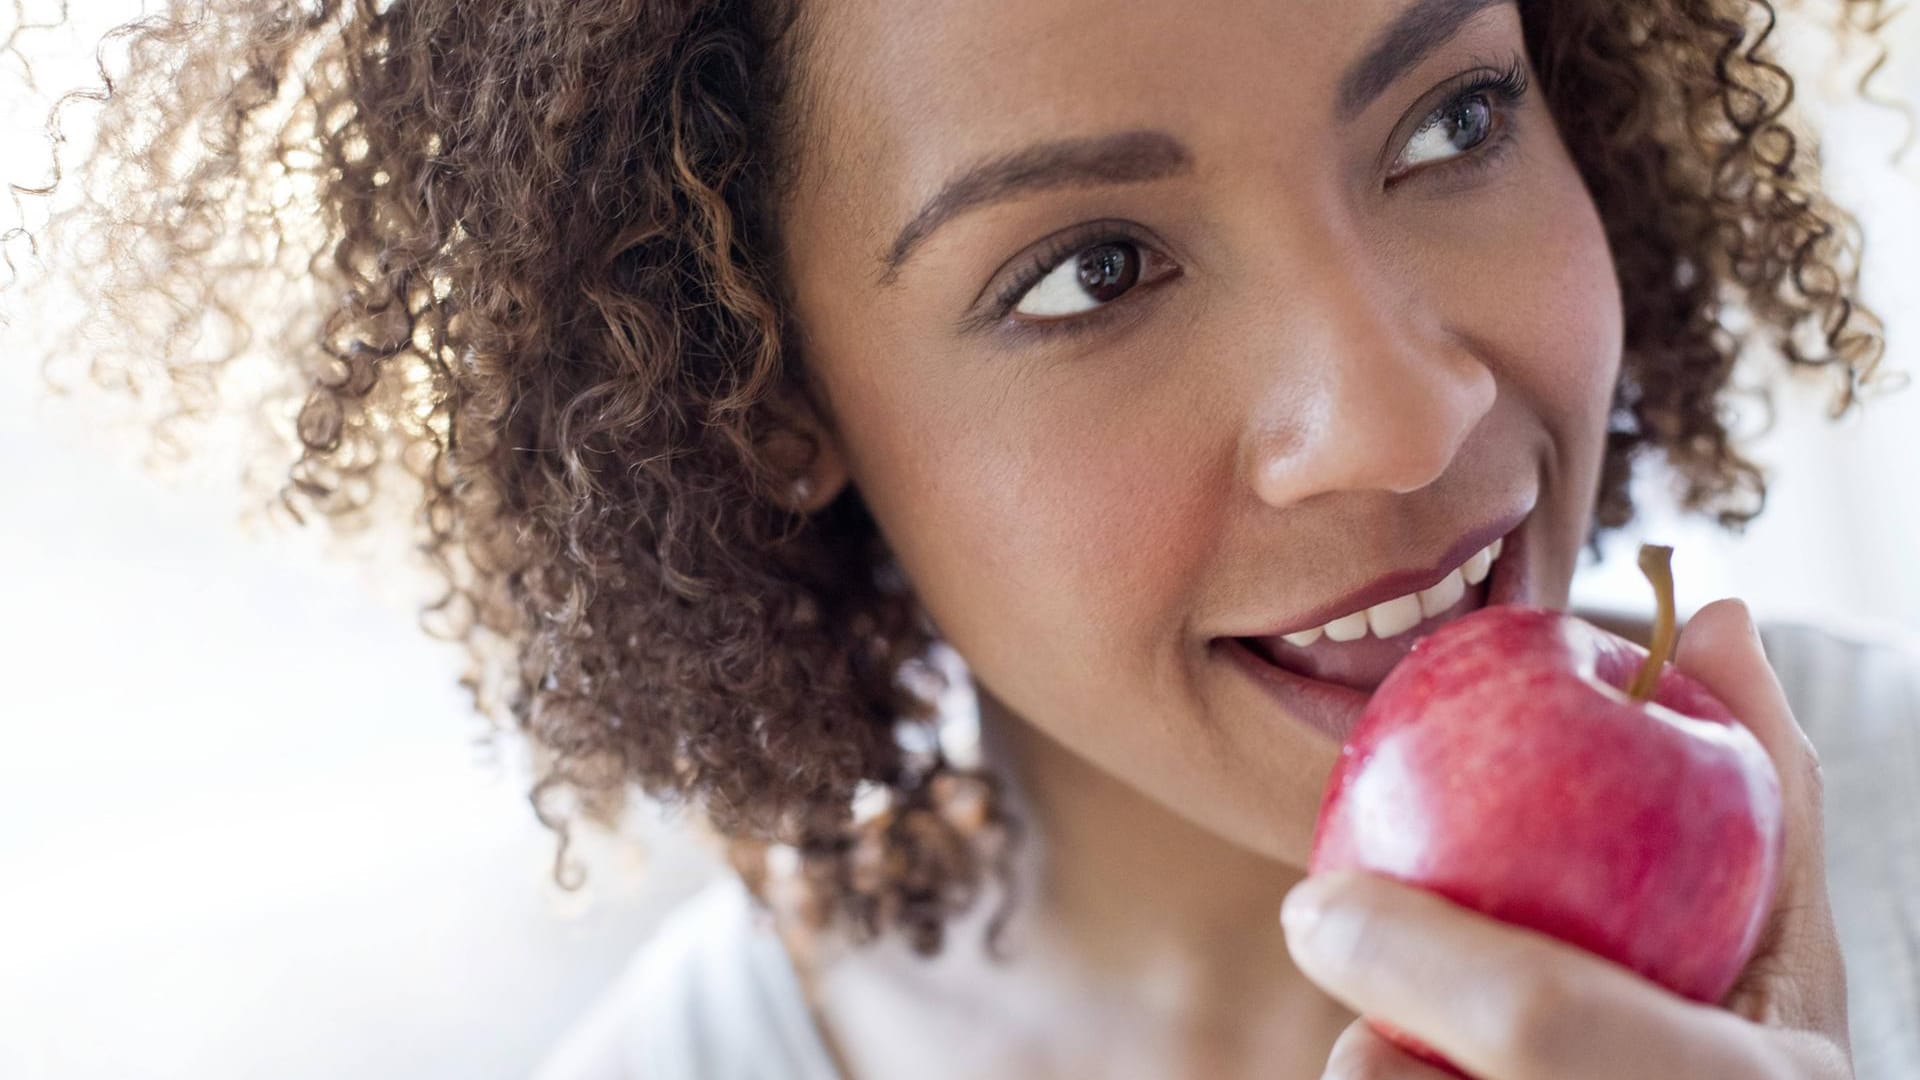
[1279,598,1852,1080]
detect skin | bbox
[764,1,1851,1076]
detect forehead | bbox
[790,0,1469,252]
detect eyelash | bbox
[980,220,1166,341]
[1389,55,1530,187]
[984,56,1532,342]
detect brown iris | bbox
[1075,242,1141,302]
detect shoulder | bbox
[1749,616,1920,1080]
[1750,615,1920,737]
[533,874,840,1080]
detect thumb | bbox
[1673,598,1842,1025]
[1672,598,1818,802]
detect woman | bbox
[13,0,1916,1076]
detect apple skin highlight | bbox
[1308,604,1786,1073]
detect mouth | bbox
[1217,512,1533,741]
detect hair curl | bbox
[3,0,1903,959]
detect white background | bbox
[3,3,1916,1078]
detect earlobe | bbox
[785,438,849,513]
[762,402,851,514]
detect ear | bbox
[761,392,850,514]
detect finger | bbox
[1672,598,1845,1028]
[1282,871,1777,1080]
[1320,1018,1462,1080]
[1673,598,1824,846]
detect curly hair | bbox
[3,0,1902,959]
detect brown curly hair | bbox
[4,0,1903,959]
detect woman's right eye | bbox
[1007,238,1175,324]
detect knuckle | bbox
[1799,740,1826,799]
[1492,966,1585,1074]
[1325,905,1395,977]
[1301,880,1394,976]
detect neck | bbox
[974,686,1349,1042]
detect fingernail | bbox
[1733,599,1756,635]
[1731,598,1769,659]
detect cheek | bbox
[783,227,1206,713]
[1509,153,1624,428]
[1430,142,1624,598]
[1525,189,1625,535]
[1424,147,1625,468]
[1511,208,1623,426]
[882,363,1213,688]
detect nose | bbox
[1241,248,1496,509]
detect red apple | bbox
[1308,546,1784,1075]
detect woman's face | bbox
[778,0,1623,863]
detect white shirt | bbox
[531,872,844,1080]
[536,617,1920,1080]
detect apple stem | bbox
[1627,544,1678,702]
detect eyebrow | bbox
[877,0,1516,285]
[1336,0,1516,123]
[876,130,1191,287]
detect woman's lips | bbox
[1217,635,1375,743]
[1220,523,1533,742]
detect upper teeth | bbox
[1279,536,1504,647]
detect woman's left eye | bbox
[1387,60,1530,183]
[1394,93,1499,174]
